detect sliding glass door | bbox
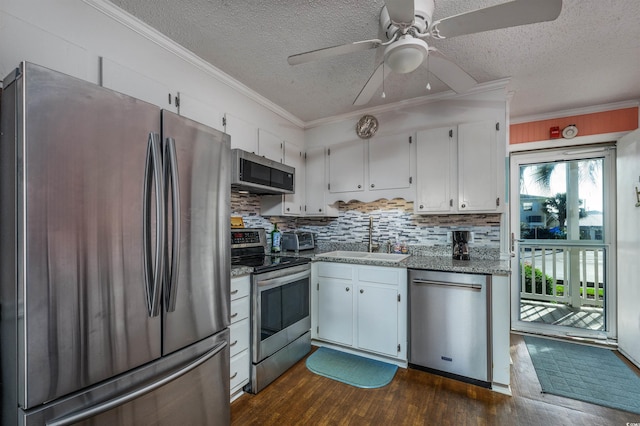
[510,146,617,340]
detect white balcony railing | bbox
[518,242,606,308]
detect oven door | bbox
[251,264,311,364]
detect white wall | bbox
[616,129,640,368]
[0,0,304,146]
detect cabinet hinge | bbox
[328,183,330,190]
[168,93,172,105]
[327,148,330,156]
[449,129,453,138]
[397,344,401,352]
[304,152,307,160]
[317,282,319,291]
[397,294,401,302]
[496,197,500,207]
[174,94,180,108]
[317,326,319,334]
[304,205,307,212]
[222,116,227,127]
[409,176,412,184]
[450,199,453,207]
[280,142,283,149]
[409,136,412,144]
[496,122,500,131]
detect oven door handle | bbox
[256,270,310,290]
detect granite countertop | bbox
[278,248,511,276]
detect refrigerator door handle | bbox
[143,132,165,317]
[45,340,227,426]
[164,137,181,312]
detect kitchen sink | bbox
[315,250,410,262]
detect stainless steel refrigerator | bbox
[0,62,231,425]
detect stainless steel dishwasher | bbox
[408,269,492,387]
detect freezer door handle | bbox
[143,132,165,317]
[164,137,181,312]
[46,339,228,426]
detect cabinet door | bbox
[369,134,411,191]
[357,284,398,356]
[317,277,353,346]
[224,114,258,153]
[101,58,176,111]
[305,146,328,215]
[258,129,283,163]
[283,142,304,215]
[415,127,455,213]
[458,121,498,212]
[328,140,365,193]
[178,92,224,131]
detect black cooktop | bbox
[231,254,310,273]
[231,228,310,273]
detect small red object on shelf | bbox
[550,126,560,139]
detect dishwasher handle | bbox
[411,278,482,291]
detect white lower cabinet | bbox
[229,275,250,401]
[314,262,407,362]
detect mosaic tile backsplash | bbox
[231,192,502,259]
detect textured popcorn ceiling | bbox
[109,0,640,123]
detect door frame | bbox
[509,144,617,340]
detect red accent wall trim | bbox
[510,107,639,144]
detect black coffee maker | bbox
[452,231,471,260]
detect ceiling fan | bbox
[288,0,562,105]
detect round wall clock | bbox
[356,115,378,139]
[562,124,578,139]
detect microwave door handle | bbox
[142,132,165,318]
[165,137,180,312]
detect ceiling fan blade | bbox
[385,0,415,26]
[288,39,382,65]
[353,62,392,106]
[426,50,477,94]
[433,0,562,39]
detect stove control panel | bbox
[231,228,266,248]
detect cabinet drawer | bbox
[230,296,249,324]
[358,266,399,285]
[318,262,353,280]
[230,350,249,393]
[231,275,250,301]
[229,318,249,357]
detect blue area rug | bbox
[306,347,397,389]
[524,336,640,414]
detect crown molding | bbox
[304,78,511,129]
[510,100,640,124]
[82,0,305,128]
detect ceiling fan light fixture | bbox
[384,38,428,74]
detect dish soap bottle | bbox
[271,223,281,253]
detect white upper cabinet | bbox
[457,121,499,211]
[415,126,455,213]
[178,92,224,131]
[257,129,283,163]
[328,139,365,194]
[224,114,258,153]
[282,142,304,215]
[415,120,503,214]
[101,58,177,112]
[368,134,412,191]
[304,146,338,217]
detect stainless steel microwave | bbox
[231,149,295,195]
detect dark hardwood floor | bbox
[231,334,640,425]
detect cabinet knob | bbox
[346,287,350,292]
[461,203,466,208]
[370,184,375,188]
[360,289,364,294]
[419,204,424,209]
[318,208,322,212]
[357,185,361,189]
[286,207,290,211]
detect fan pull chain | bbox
[426,54,431,91]
[381,62,386,99]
